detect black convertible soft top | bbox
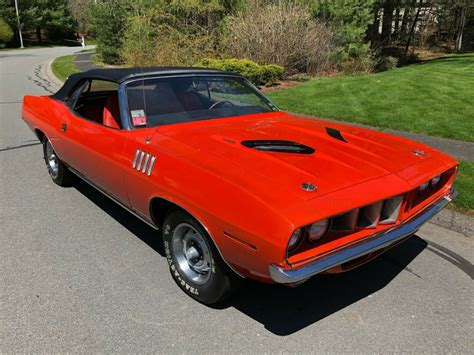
[52,67,238,101]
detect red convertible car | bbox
[22,68,458,304]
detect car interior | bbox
[126,77,274,127]
[67,76,274,129]
[69,79,122,129]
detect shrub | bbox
[0,17,13,44]
[339,53,376,74]
[223,2,338,74]
[121,2,222,67]
[376,55,399,71]
[195,58,284,86]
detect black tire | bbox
[42,136,74,187]
[163,209,241,305]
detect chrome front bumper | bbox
[269,188,457,284]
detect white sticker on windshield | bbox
[131,109,147,126]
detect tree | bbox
[0,0,75,43]
[454,0,470,51]
[309,0,376,59]
[0,0,17,41]
[22,0,75,41]
[0,17,13,44]
[70,0,92,34]
[88,0,129,63]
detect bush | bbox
[0,17,13,44]
[339,53,376,74]
[376,55,399,71]
[121,2,223,67]
[195,58,284,86]
[224,2,338,74]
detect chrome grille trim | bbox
[137,151,145,170]
[380,195,403,224]
[331,195,404,233]
[147,156,156,176]
[142,153,150,173]
[357,201,383,228]
[132,149,141,169]
[332,209,359,231]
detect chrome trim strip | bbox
[270,188,457,284]
[147,156,156,176]
[132,149,141,169]
[137,151,145,170]
[68,167,159,230]
[142,153,150,173]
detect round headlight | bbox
[419,181,429,192]
[288,228,303,251]
[308,219,330,242]
[431,175,441,186]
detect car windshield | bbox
[125,75,278,128]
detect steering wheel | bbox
[209,100,234,110]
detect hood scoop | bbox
[241,140,315,154]
[326,127,347,143]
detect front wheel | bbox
[162,209,240,305]
[42,136,74,186]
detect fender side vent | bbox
[132,148,156,176]
[241,140,315,154]
[326,127,347,142]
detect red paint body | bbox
[21,94,458,282]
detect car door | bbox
[59,79,130,205]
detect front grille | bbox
[329,167,457,234]
[331,196,402,232]
[286,166,457,263]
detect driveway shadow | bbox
[74,179,165,257]
[73,178,427,335]
[226,236,426,335]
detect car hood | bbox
[157,111,441,206]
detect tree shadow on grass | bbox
[416,53,474,66]
[73,178,427,336]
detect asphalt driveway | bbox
[0,47,472,352]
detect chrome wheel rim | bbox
[171,223,212,285]
[45,140,59,179]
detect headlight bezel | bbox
[287,227,304,252]
[308,218,331,243]
[419,181,429,192]
[430,175,441,187]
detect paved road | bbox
[1,47,473,352]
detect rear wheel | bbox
[163,209,240,305]
[42,136,74,186]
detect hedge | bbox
[195,58,284,86]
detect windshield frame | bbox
[119,73,279,130]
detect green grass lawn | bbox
[453,161,474,213]
[51,55,80,82]
[268,54,474,142]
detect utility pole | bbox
[14,0,24,49]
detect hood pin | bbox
[301,182,317,192]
